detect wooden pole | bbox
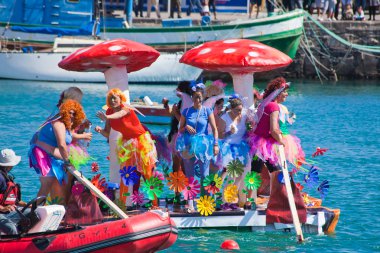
[66,166,129,219]
[278,145,304,242]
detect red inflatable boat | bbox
[0,210,178,253]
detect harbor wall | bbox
[204,20,380,81]
[285,21,380,80]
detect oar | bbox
[278,145,304,242]
[66,165,129,219]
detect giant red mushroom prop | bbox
[58,39,160,103]
[179,39,292,107]
[58,39,160,207]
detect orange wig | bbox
[106,88,126,108]
[59,99,86,130]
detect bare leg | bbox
[49,179,66,205]
[37,177,56,198]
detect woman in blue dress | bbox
[176,84,219,211]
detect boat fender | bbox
[143,96,154,106]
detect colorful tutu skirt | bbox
[68,143,91,170]
[282,134,305,166]
[176,133,215,162]
[29,145,67,184]
[247,133,281,166]
[117,131,157,179]
[151,133,172,167]
[220,140,250,168]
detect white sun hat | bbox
[0,149,21,167]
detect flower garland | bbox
[226,159,244,178]
[119,165,140,186]
[203,174,223,195]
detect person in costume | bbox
[176,83,220,212]
[95,88,157,208]
[246,77,290,208]
[0,149,28,235]
[219,96,251,203]
[209,97,225,174]
[29,99,86,205]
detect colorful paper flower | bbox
[167,171,188,193]
[304,166,319,187]
[153,170,165,181]
[203,174,223,195]
[131,191,145,206]
[312,147,328,157]
[296,183,304,192]
[317,180,329,199]
[119,166,140,186]
[244,172,262,190]
[91,162,99,173]
[302,194,314,207]
[91,174,107,193]
[46,196,64,205]
[196,195,216,216]
[181,177,201,200]
[224,184,238,203]
[142,177,164,200]
[71,182,84,196]
[226,159,244,178]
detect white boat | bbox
[0,37,202,83]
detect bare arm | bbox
[178,115,187,133]
[52,121,70,162]
[95,120,110,139]
[270,111,285,146]
[208,113,220,155]
[96,108,129,121]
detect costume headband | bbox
[191,83,206,92]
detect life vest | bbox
[0,171,20,206]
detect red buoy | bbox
[220,239,240,250]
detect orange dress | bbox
[107,104,157,203]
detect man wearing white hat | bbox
[0,148,27,235]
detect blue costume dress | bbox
[29,122,72,184]
[176,106,215,179]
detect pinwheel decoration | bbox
[244,172,262,190]
[131,191,145,206]
[91,174,107,193]
[304,166,319,187]
[224,184,238,203]
[91,162,99,173]
[226,159,244,178]
[312,147,328,157]
[119,166,140,186]
[47,196,64,205]
[167,171,188,193]
[203,174,223,195]
[196,195,216,216]
[317,180,329,199]
[181,177,201,200]
[142,177,164,200]
[72,181,85,196]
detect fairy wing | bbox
[202,93,225,109]
[177,91,193,113]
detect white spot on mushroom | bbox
[198,48,212,55]
[119,56,128,60]
[193,44,204,49]
[223,48,236,54]
[223,39,239,44]
[248,51,259,57]
[109,45,122,51]
[81,62,92,66]
[250,44,267,49]
[100,61,112,65]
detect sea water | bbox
[0,79,379,252]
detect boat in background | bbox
[0,37,202,83]
[0,0,305,59]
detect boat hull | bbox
[0,10,304,59]
[0,52,202,83]
[0,211,178,253]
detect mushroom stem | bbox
[104,65,130,104]
[231,73,254,108]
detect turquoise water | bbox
[0,79,379,252]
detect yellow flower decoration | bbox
[223,184,238,203]
[167,171,188,193]
[196,195,216,216]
